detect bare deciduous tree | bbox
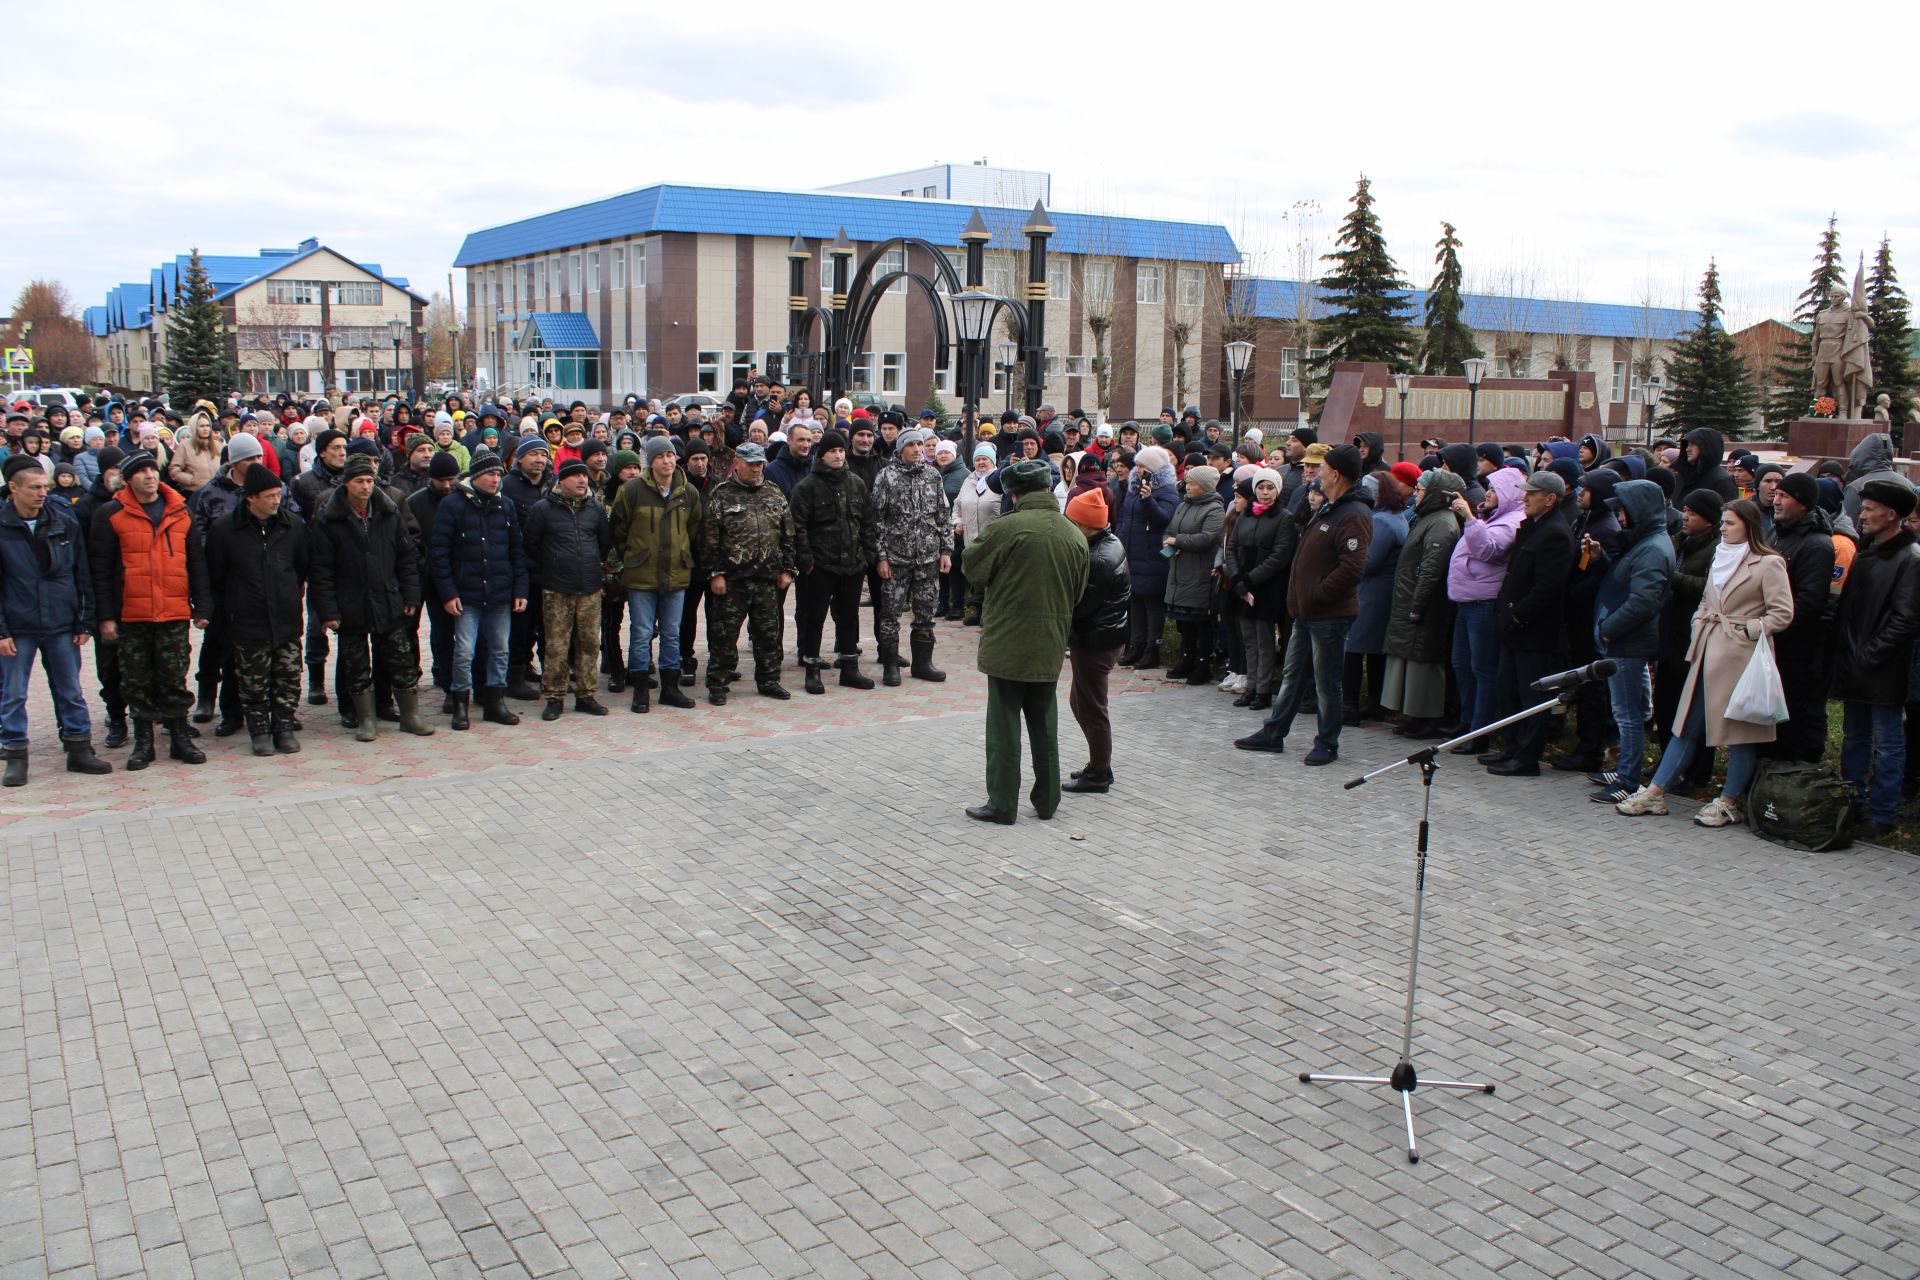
[235,299,305,392]
[1479,252,1542,378]
[5,280,96,386]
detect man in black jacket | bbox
[1831,478,1920,837]
[1483,471,1576,775]
[205,467,309,755]
[503,436,552,699]
[406,452,464,701]
[1062,487,1129,794]
[789,430,876,694]
[293,428,347,705]
[1770,473,1838,762]
[308,454,432,741]
[524,459,612,720]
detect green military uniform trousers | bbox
[984,676,1061,820]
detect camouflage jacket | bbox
[870,458,954,566]
[699,476,796,581]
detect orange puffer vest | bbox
[108,485,194,622]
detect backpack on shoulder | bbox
[1746,758,1856,852]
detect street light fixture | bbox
[387,318,405,399]
[1462,356,1488,446]
[1392,369,1412,462]
[281,331,298,397]
[952,290,996,459]
[1225,339,1254,444]
[1642,376,1663,449]
[998,340,1019,415]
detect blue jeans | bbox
[1258,617,1351,754]
[1,632,92,745]
[1650,693,1758,798]
[1841,701,1906,825]
[1451,600,1498,730]
[1605,658,1651,788]
[451,603,511,693]
[626,589,685,673]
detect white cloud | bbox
[8,0,1917,330]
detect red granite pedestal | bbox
[1788,417,1880,460]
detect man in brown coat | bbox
[1235,443,1372,765]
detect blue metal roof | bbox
[83,306,109,339]
[207,244,421,303]
[522,313,599,349]
[105,283,152,332]
[454,184,1240,267]
[1236,279,1700,340]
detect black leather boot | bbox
[608,666,627,694]
[307,665,327,705]
[191,681,216,723]
[126,719,157,770]
[246,712,274,757]
[1061,767,1113,794]
[271,713,301,753]
[449,691,471,731]
[505,665,540,701]
[1136,642,1162,671]
[63,736,112,775]
[630,676,650,714]
[803,661,826,695]
[657,672,694,708]
[909,632,946,682]
[1,744,26,787]
[166,718,206,765]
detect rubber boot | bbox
[272,713,301,754]
[191,681,216,723]
[910,632,946,682]
[449,691,471,732]
[837,657,874,690]
[103,712,129,749]
[482,688,520,726]
[1,744,26,787]
[880,641,903,687]
[246,712,274,757]
[353,690,378,742]
[166,718,206,765]
[126,719,157,770]
[307,664,328,705]
[505,665,541,701]
[630,676,650,714]
[657,672,694,708]
[62,736,111,775]
[396,689,435,736]
[803,661,826,695]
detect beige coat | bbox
[165,425,221,492]
[1673,550,1794,747]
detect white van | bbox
[7,387,84,413]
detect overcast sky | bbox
[10,0,1916,333]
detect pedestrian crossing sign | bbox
[3,348,31,373]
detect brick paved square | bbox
[4,638,1920,1277]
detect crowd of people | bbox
[1,381,1915,842]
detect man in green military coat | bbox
[960,458,1090,823]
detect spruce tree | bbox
[1661,259,1760,438]
[1419,221,1481,376]
[1310,175,1416,382]
[1866,236,1915,439]
[1767,215,1845,428]
[160,248,234,408]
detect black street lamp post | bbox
[388,318,405,399]
[787,227,959,412]
[1225,339,1254,443]
[999,341,1018,415]
[1020,202,1053,420]
[1642,377,1663,449]
[1462,356,1488,447]
[1392,369,1411,462]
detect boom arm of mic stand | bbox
[1342,690,1577,790]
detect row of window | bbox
[244,368,399,394]
[688,349,1100,398]
[265,279,383,306]
[478,245,650,315]
[242,326,409,354]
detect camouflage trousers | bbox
[337,621,420,698]
[707,577,783,688]
[231,640,303,716]
[540,591,602,699]
[875,560,941,646]
[118,620,194,721]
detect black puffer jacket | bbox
[291,458,342,520]
[1495,509,1576,652]
[790,458,875,576]
[1384,483,1465,663]
[205,504,309,647]
[1221,502,1297,623]
[1673,428,1737,503]
[1070,528,1130,651]
[1662,525,1718,666]
[1830,527,1920,706]
[1770,508,1836,657]
[308,485,420,634]
[524,493,612,596]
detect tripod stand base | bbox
[1299,1060,1495,1163]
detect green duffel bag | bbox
[1747,759,1856,852]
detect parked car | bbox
[7,386,84,412]
[664,393,723,414]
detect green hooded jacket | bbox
[961,491,1089,682]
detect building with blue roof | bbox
[1235,278,1704,433]
[455,172,1243,416]
[91,238,425,396]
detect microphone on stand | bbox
[1530,658,1618,693]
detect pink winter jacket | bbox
[1446,467,1526,603]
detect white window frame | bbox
[630,243,647,290]
[1048,261,1069,306]
[587,249,600,293]
[1280,348,1299,398]
[611,246,625,291]
[535,258,547,298]
[1176,266,1205,309]
[1136,264,1164,305]
[938,249,966,294]
[932,362,955,395]
[549,256,562,297]
[267,279,320,305]
[878,245,907,294]
[327,281,381,306]
[696,351,723,393]
[569,253,582,295]
[1612,361,1627,403]
[1084,260,1114,305]
[731,351,755,388]
[984,257,1015,299]
[851,353,874,393]
[880,352,906,396]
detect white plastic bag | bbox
[1726,632,1788,725]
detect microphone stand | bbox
[1301,687,1577,1163]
